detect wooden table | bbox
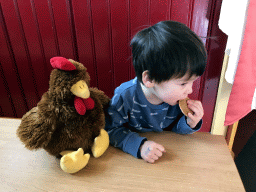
[0,118,245,192]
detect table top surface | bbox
[0,118,245,192]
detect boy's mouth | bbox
[180,96,188,101]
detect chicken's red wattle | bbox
[74,97,95,115]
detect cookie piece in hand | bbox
[179,98,193,116]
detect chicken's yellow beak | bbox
[70,80,90,99]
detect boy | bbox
[105,20,207,163]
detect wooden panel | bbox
[32,0,58,76]
[109,0,130,88]
[0,3,28,117]
[189,0,211,102]
[130,0,149,78]
[50,0,74,59]
[200,0,228,132]
[15,0,50,97]
[130,0,149,37]
[171,0,192,26]
[150,0,170,25]
[90,0,113,97]
[1,1,40,110]
[72,0,97,87]
[0,65,15,117]
[190,0,211,40]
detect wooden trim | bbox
[211,50,232,135]
[226,121,239,158]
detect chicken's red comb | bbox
[50,57,76,71]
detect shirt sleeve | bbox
[104,95,147,158]
[171,115,202,134]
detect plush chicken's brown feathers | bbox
[17,59,110,156]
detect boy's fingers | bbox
[154,149,163,157]
[151,154,159,161]
[188,102,199,113]
[149,159,155,164]
[188,100,203,110]
[141,141,165,163]
[155,143,165,152]
[187,112,195,119]
[146,157,155,163]
[188,102,203,117]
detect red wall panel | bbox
[72,0,97,87]
[0,0,226,133]
[1,1,40,110]
[200,0,228,131]
[50,0,75,59]
[90,0,114,97]
[0,2,29,117]
[14,0,49,98]
[0,65,15,117]
[171,0,192,25]
[150,0,170,25]
[109,0,130,88]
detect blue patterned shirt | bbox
[105,77,202,158]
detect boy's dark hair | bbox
[130,20,207,83]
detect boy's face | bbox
[151,74,199,106]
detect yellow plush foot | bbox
[60,148,90,174]
[92,129,109,158]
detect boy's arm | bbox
[171,115,202,134]
[105,99,146,158]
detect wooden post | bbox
[226,121,239,158]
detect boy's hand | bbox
[186,100,204,128]
[140,141,165,163]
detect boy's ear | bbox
[142,71,154,88]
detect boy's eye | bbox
[181,83,187,86]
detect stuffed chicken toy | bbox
[17,57,110,174]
